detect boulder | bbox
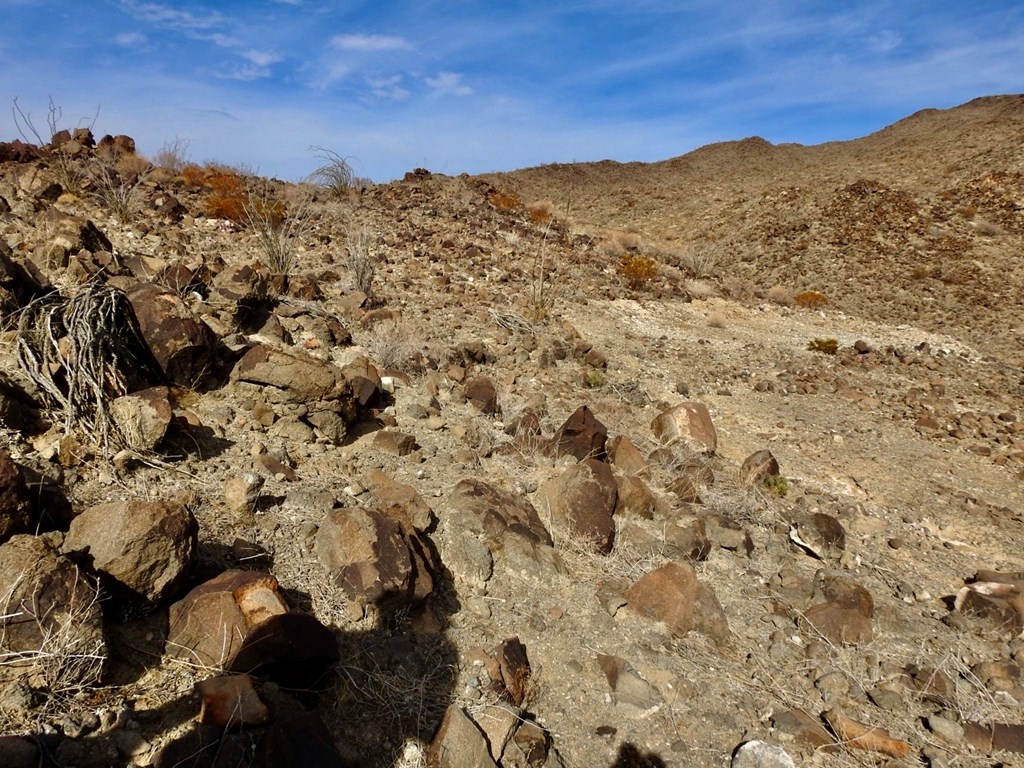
[608,435,649,477]
[316,507,438,608]
[63,499,197,603]
[538,458,618,553]
[0,535,106,687]
[373,430,417,457]
[366,470,435,532]
[127,282,218,387]
[625,561,730,641]
[234,344,346,402]
[614,474,656,519]
[223,472,265,514]
[110,385,172,451]
[548,405,607,461]
[651,401,717,454]
[196,674,269,728]
[465,376,498,415]
[166,570,289,669]
[427,705,499,768]
[0,450,34,544]
[801,571,874,645]
[740,449,780,485]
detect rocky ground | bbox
[0,96,1023,768]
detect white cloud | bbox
[331,33,412,52]
[214,64,271,81]
[243,49,283,67]
[367,75,410,100]
[119,1,223,31]
[868,29,903,53]
[425,71,472,96]
[114,31,147,46]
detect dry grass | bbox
[359,319,421,371]
[347,226,378,298]
[243,179,318,275]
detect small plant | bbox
[308,146,356,197]
[683,247,718,279]
[794,290,828,309]
[762,474,789,497]
[11,97,98,192]
[243,179,315,275]
[807,337,839,355]
[347,226,378,298]
[619,254,658,289]
[152,136,191,172]
[526,200,555,224]
[582,369,607,389]
[204,167,248,223]
[489,191,521,213]
[88,150,151,223]
[180,163,207,188]
[361,320,419,371]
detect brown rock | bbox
[597,654,663,711]
[822,709,910,757]
[955,581,1024,632]
[110,385,172,451]
[316,507,437,607]
[740,449,780,485]
[626,561,729,640]
[549,405,608,461]
[771,707,836,749]
[366,470,435,532]
[614,474,656,519]
[802,603,873,645]
[538,458,618,553]
[0,450,34,544]
[128,282,218,386]
[651,401,717,454]
[196,674,269,728]
[223,473,265,514]
[373,430,417,456]
[234,344,346,403]
[664,518,712,562]
[465,376,498,415]
[166,570,288,669]
[496,637,531,707]
[427,705,499,768]
[608,435,649,477]
[0,535,106,687]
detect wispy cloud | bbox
[243,49,283,67]
[118,1,223,31]
[114,31,147,47]
[367,75,410,100]
[425,71,472,96]
[331,33,412,52]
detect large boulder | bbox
[548,405,607,461]
[651,401,717,454]
[63,499,197,603]
[127,282,218,387]
[0,535,106,687]
[625,561,730,641]
[315,507,439,609]
[538,458,618,553]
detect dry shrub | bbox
[180,163,207,188]
[682,247,718,279]
[974,219,1003,237]
[766,285,795,306]
[360,320,420,371]
[684,279,718,300]
[794,290,828,309]
[205,168,248,223]
[347,226,378,297]
[152,137,191,172]
[618,254,658,289]
[707,311,726,328]
[526,199,555,224]
[807,337,839,355]
[489,191,521,212]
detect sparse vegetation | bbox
[794,289,828,309]
[243,179,317,275]
[309,146,356,197]
[152,136,191,172]
[618,254,658,289]
[489,190,521,212]
[87,149,151,223]
[807,337,840,355]
[347,225,378,297]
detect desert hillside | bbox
[0,96,1022,768]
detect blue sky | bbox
[1,1,1022,181]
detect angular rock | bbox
[110,385,172,451]
[63,499,197,603]
[0,449,34,544]
[127,282,218,387]
[704,514,754,556]
[223,473,265,514]
[955,581,1024,633]
[802,571,874,645]
[597,654,663,712]
[822,709,910,757]
[366,470,436,532]
[626,561,730,641]
[465,376,498,415]
[538,458,618,553]
[196,674,269,728]
[789,513,846,559]
[0,535,106,687]
[166,570,288,669]
[732,741,795,768]
[770,708,835,749]
[614,474,656,519]
[608,435,649,477]
[373,430,417,457]
[964,721,1024,753]
[427,705,499,768]
[664,518,712,562]
[651,401,717,454]
[740,449,780,485]
[316,507,438,608]
[549,405,607,461]
[233,344,346,403]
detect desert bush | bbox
[682,247,718,279]
[204,168,248,223]
[308,146,356,197]
[244,180,315,275]
[361,320,420,371]
[152,136,191,172]
[766,285,795,306]
[807,337,839,355]
[761,475,789,497]
[526,199,555,224]
[684,279,718,300]
[618,254,658,289]
[88,151,151,223]
[11,97,97,192]
[180,163,207,188]
[347,226,378,297]
[489,191,521,212]
[793,290,828,309]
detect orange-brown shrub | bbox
[793,290,828,309]
[489,191,521,212]
[205,169,248,223]
[526,200,554,224]
[180,163,207,188]
[619,255,658,289]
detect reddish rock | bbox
[771,708,836,749]
[373,430,417,456]
[465,376,498,415]
[64,499,197,603]
[802,574,875,645]
[625,561,729,641]
[664,518,712,562]
[0,535,106,687]
[110,385,172,451]
[166,570,289,669]
[539,458,618,553]
[196,674,269,728]
[367,470,435,532]
[316,507,438,608]
[444,479,552,547]
[651,401,717,454]
[614,474,656,519]
[608,435,649,478]
[427,705,499,768]
[234,344,346,402]
[740,449,780,484]
[955,581,1024,633]
[128,282,218,387]
[549,405,608,461]
[496,637,531,707]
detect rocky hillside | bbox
[0,98,1022,768]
